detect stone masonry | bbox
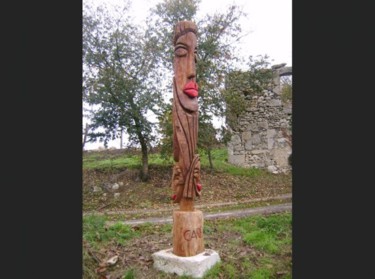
[227,64,292,174]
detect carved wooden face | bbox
[173,31,198,112]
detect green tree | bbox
[156,101,173,160]
[223,55,274,130]
[156,103,218,170]
[198,118,219,171]
[82,3,162,181]
[148,0,247,169]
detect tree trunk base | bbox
[172,210,204,257]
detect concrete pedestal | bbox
[152,248,220,278]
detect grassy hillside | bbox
[83,147,292,213]
[82,147,292,279]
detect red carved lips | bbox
[183,81,199,98]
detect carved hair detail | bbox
[173,21,197,45]
[171,21,200,210]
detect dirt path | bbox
[84,193,292,216]
[106,202,292,226]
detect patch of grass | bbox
[83,147,267,178]
[280,273,292,279]
[242,258,253,270]
[232,212,292,254]
[257,213,292,238]
[83,214,291,279]
[122,269,135,279]
[83,156,141,170]
[83,215,139,247]
[244,231,279,253]
[202,262,239,279]
[203,262,222,278]
[223,263,238,278]
[83,152,173,170]
[249,267,272,279]
[149,153,174,167]
[136,222,154,233]
[225,165,264,177]
[199,148,266,177]
[158,223,173,233]
[203,223,214,235]
[195,215,291,278]
[82,152,103,162]
[82,243,98,279]
[138,222,171,234]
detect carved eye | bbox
[175,47,187,57]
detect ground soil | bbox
[83,149,292,278]
[84,216,292,279]
[83,165,292,215]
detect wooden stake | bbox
[172,210,204,257]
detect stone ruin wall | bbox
[227,64,292,174]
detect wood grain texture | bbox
[171,21,205,258]
[172,210,204,257]
[171,21,202,210]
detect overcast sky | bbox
[83,0,292,150]
[127,0,292,65]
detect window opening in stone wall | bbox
[280,75,292,105]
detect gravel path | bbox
[107,202,292,226]
[84,193,292,216]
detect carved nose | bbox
[187,56,196,80]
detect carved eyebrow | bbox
[174,43,188,49]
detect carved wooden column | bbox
[170,21,204,257]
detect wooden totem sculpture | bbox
[171,21,204,257]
